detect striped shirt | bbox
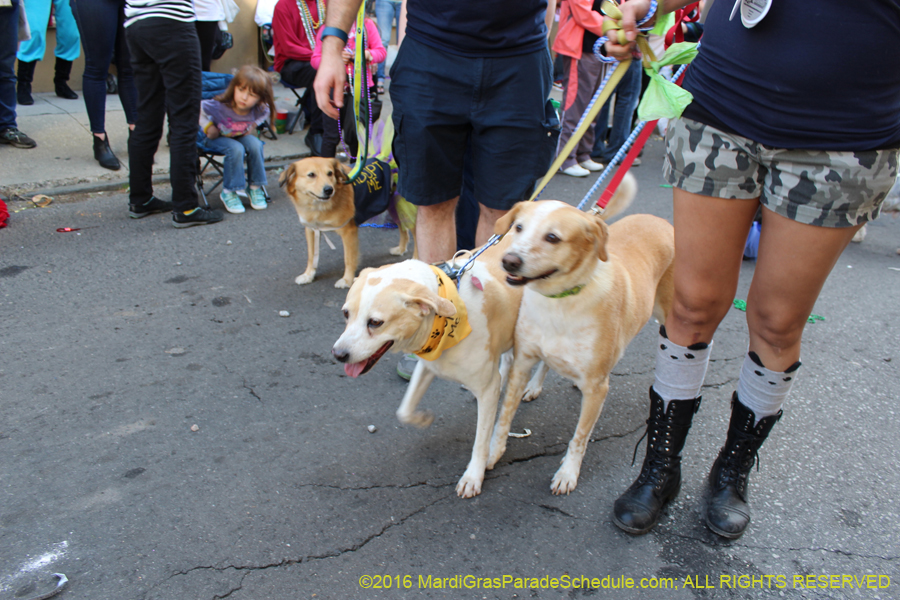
[124,0,195,26]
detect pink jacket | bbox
[311,18,386,89]
[552,0,607,60]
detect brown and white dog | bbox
[279,157,413,288]
[331,237,540,498]
[488,179,674,495]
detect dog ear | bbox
[401,290,457,318]
[279,162,297,190]
[333,158,349,185]
[590,214,610,262]
[494,202,526,235]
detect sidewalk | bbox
[1,83,315,197]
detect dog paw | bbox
[397,409,434,429]
[522,384,543,403]
[389,245,406,256]
[335,277,352,289]
[456,471,484,498]
[295,272,315,285]
[550,466,580,496]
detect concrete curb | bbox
[10,155,311,200]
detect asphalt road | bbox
[2,136,899,600]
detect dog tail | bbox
[599,171,637,221]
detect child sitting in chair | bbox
[200,65,276,213]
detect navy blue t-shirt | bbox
[405,0,548,57]
[682,0,900,151]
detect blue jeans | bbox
[70,0,138,133]
[592,59,642,163]
[374,0,400,83]
[0,0,18,130]
[202,134,267,192]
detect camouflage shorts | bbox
[663,118,900,227]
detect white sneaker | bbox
[561,164,590,177]
[579,159,605,171]
[220,190,245,214]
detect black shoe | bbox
[705,393,781,539]
[613,388,701,535]
[16,60,36,106]
[173,206,224,228]
[0,128,37,148]
[54,58,79,100]
[93,134,121,170]
[129,196,173,219]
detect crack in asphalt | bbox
[294,480,453,491]
[242,379,263,403]
[164,493,454,584]
[211,570,249,600]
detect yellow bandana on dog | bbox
[415,266,472,361]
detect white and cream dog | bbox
[488,179,675,495]
[332,237,536,497]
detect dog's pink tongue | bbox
[344,360,368,378]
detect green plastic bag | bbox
[637,42,699,121]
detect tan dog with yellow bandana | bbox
[332,236,539,498]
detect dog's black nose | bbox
[502,253,523,273]
[332,347,349,362]
[323,185,334,197]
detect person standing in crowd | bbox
[606,0,900,539]
[194,0,226,72]
[1,0,37,148]
[591,57,641,167]
[553,0,609,178]
[372,0,399,94]
[272,0,325,154]
[16,0,81,105]
[314,0,557,264]
[124,0,223,226]
[69,0,138,170]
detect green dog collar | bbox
[543,283,586,299]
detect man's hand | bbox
[314,36,349,120]
[604,0,650,60]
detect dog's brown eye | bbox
[367,318,384,329]
[327,171,334,177]
[307,172,315,178]
[342,309,349,319]
[515,223,522,232]
[545,233,561,244]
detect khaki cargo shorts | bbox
[663,118,899,227]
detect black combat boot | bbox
[93,133,121,170]
[17,60,36,106]
[54,58,79,100]
[705,392,781,539]
[613,388,701,534]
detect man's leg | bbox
[126,21,166,205]
[155,21,202,211]
[475,205,506,247]
[415,197,458,264]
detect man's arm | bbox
[313,0,365,119]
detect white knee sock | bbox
[736,352,801,424]
[653,327,712,409]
